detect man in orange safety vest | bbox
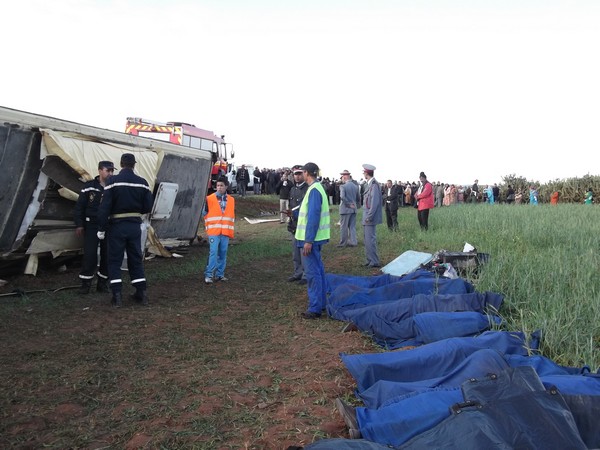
[203,176,235,284]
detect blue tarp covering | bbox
[398,367,587,449]
[325,269,440,294]
[328,276,474,313]
[356,348,511,408]
[304,349,599,449]
[329,291,503,349]
[349,351,600,447]
[302,269,600,449]
[414,311,502,344]
[340,331,538,396]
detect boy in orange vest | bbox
[203,176,235,284]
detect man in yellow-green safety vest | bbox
[295,162,330,319]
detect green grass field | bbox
[233,198,600,370]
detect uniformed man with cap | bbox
[295,162,330,319]
[286,165,309,283]
[361,163,382,268]
[74,160,114,294]
[97,153,154,307]
[338,169,361,247]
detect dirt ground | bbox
[0,198,376,449]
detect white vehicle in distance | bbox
[227,164,255,194]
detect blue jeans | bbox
[300,243,327,314]
[205,234,229,279]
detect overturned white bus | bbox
[0,106,219,275]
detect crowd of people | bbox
[257,162,597,319]
[239,166,556,208]
[74,157,594,315]
[74,156,237,308]
[273,162,435,319]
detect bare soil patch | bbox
[0,196,375,449]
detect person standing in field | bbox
[287,165,308,284]
[203,176,235,284]
[449,184,458,205]
[253,166,262,195]
[415,171,434,231]
[404,182,412,207]
[550,191,559,205]
[276,169,292,223]
[236,164,249,197]
[383,179,400,231]
[74,160,114,294]
[515,191,523,204]
[484,185,495,204]
[435,182,444,207]
[361,164,382,268]
[295,162,330,319]
[584,188,593,204]
[470,179,479,203]
[492,184,500,203]
[97,153,154,308]
[338,169,361,247]
[529,186,539,205]
[506,185,516,204]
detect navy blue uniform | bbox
[97,168,154,295]
[74,176,109,283]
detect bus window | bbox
[200,139,213,151]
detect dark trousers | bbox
[385,204,398,231]
[417,209,430,231]
[107,220,146,293]
[238,181,247,196]
[80,223,108,280]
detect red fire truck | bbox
[125,117,233,190]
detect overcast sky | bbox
[2,0,599,185]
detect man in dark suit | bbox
[235,164,250,197]
[338,169,361,247]
[383,179,400,231]
[361,164,382,268]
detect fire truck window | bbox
[190,136,201,149]
[200,139,213,151]
[182,135,191,147]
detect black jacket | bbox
[276,177,292,200]
[287,181,308,233]
[97,168,154,231]
[74,176,104,227]
[383,185,400,211]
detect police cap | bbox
[98,160,114,170]
[302,162,319,176]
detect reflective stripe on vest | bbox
[295,181,330,242]
[204,194,235,238]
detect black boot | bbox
[131,290,149,306]
[111,291,122,308]
[78,279,92,295]
[96,278,109,293]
